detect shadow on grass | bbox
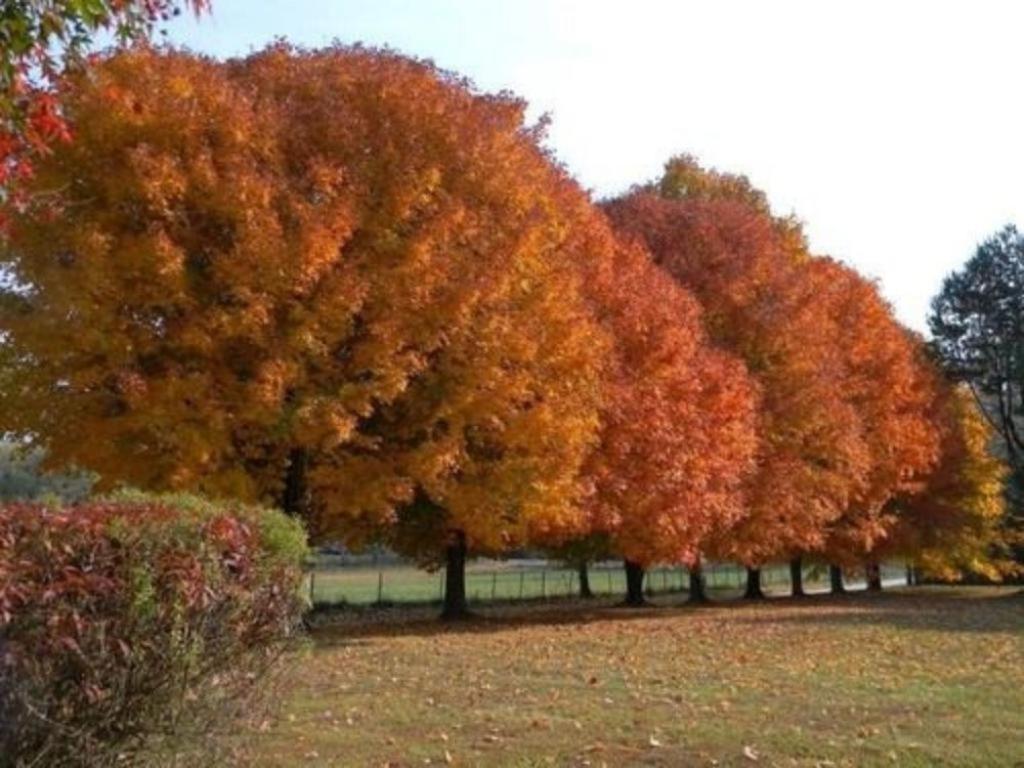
[307,585,1022,647]
[726,586,1024,635]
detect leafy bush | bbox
[0,492,308,767]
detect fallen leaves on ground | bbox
[227,587,1023,767]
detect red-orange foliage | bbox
[604,189,870,565]
[808,260,941,564]
[577,231,758,568]
[232,47,609,564]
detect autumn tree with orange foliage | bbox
[576,234,758,605]
[0,46,611,619]
[654,153,808,259]
[807,260,941,591]
[604,157,872,600]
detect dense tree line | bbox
[0,46,1014,618]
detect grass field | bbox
[227,586,1023,767]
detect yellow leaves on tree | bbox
[884,384,1012,581]
[1,51,295,502]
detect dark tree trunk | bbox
[829,564,846,594]
[441,529,469,620]
[744,567,766,600]
[280,447,310,518]
[578,561,594,599]
[688,560,709,604]
[623,560,646,606]
[905,563,916,586]
[866,561,883,592]
[790,557,805,597]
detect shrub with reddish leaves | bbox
[0,492,307,767]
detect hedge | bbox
[0,491,308,767]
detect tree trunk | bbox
[866,561,883,592]
[688,560,709,604]
[441,529,469,620]
[905,563,916,586]
[829,564,846,594]
[578,561,593,599]
[744,567,766,600]
[623,560,646,606]
[790,557,805,597]
[280,447,310,518]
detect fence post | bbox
[309,569,316,606]
[439,569,444,601]
[491,571,498,600]
[377,571,384,603]
[519,570,525,599]
[541,570,546,599]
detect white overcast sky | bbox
[164,0,1024,333]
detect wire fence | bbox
[306,558,909,608]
